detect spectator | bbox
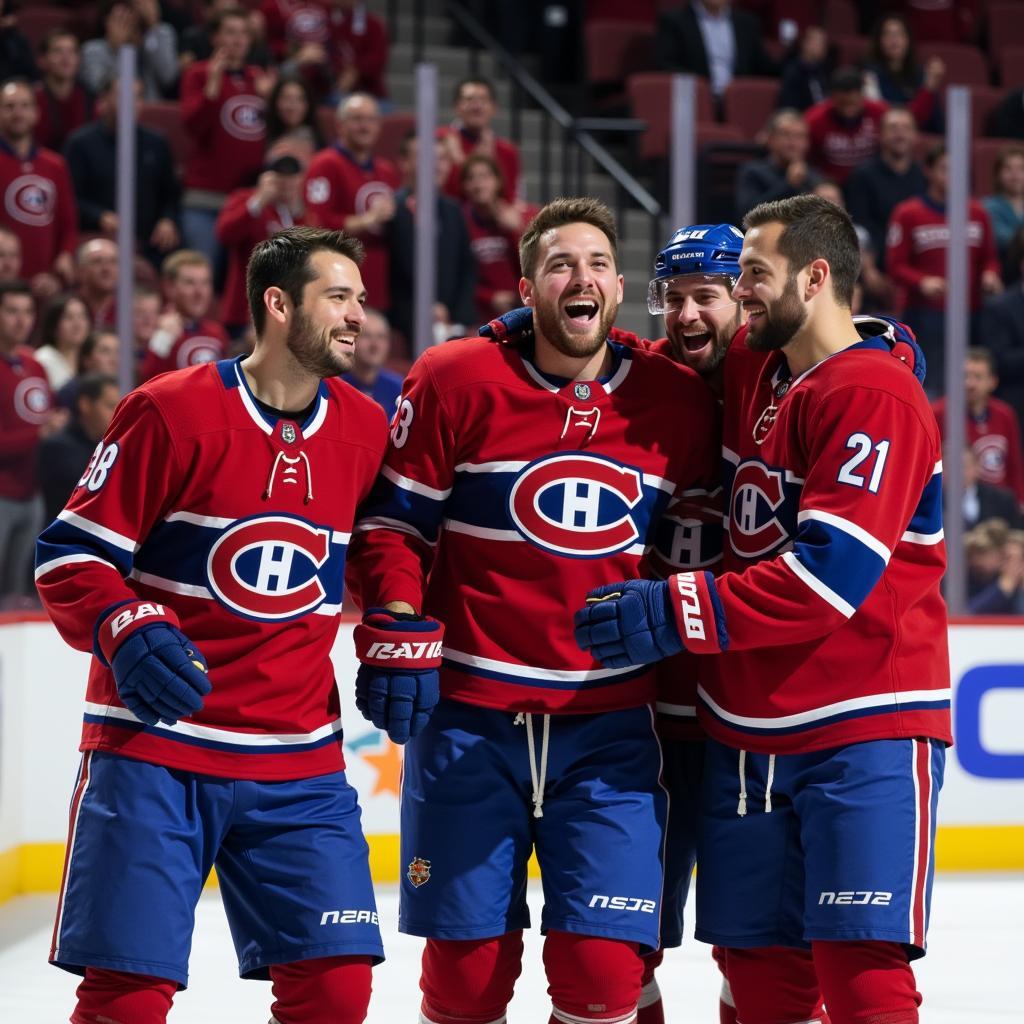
[132,284,161,368]
[34,293,92,391]
[735,109,823,221]
[460,153,534,322]
[777,25,832,112]
[139,249,229,381]
[845,106,927,267]
[180,6,271,264]
[0,0,38,81]
[76,238,119,330]
[0,224,21,282]
[965,519,1007,603]
[862,14,944,133]
[0,280,64,602]
[0,80,77,293]
[64,74,180,266]
[805,67,888,186]
[982,146,1024,280]
[981,232,1024,419]
[886,144,1002,392]
[81,0,178,101]
[56,328,120,409]
[341,306,402,415]
[654,0,776,100]
[441,77,521,203]
[217,147,310,334]
[33,29,94,153]
[179,0,271,70]
[989,88,1024,141]
[934,347,1024,507]
[389,132,477,349]
[957,447,1021,531]
[37,372,119,526]
[970,529,1024,614]
[305,92,399,312]
[264,72,323,149]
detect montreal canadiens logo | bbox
[14,376,51,424]
[207,515,333,620]
[177,336,222,368]
[974,436,1008,479]
[220,94,265,141]
[354,180,395,215]
[728,461,790,559]
[4,175,56,227]
[508,452,644,557]
[290,6,328,40]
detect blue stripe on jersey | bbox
[698,695,951,737]
[792,517,888,612]
[82,713,345,753]
[36,519,133,576]
[443,657,650,691]
[905,469,943,539]
[357,474,445,545]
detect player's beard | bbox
[534,293,619,361]
[286,307,355,378]
[669,304,741,377]
[745,274,807,353]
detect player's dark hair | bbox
[966,346,997,374]
[76,373,118,404]
[0,279,32,303]
[743,194,860,308]
[460,153,504,190]
[453,76,495,104]
[246,226,364,335]
[39,293,90,349]
[519,197,618,280]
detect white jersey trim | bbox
[57,509,139,553]
[443,646,642,683]
[35,552,118,581]
[129,568,214,600]
[454,459,528,474]
[798,509,892,564]
[165,510,235,529]
[655,701,697,718]
[902,528,944,545]
[781,550,856,618]
[354,515,436,546]
[381,464,452,501]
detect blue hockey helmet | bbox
[647,223,744,314]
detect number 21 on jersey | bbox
[837,432,890,493]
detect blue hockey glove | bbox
[854,314,927,386]
[478,306,534,343]
[573,580,682,668]
[96,601,211,726]
[353,609,444,744]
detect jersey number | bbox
[837,433,889,493]
[77,442,120,492]
[391,399,414,449]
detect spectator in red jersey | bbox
[459,153,534,323]
[0,80,77,296]
[265,72,323,149]
[76,238,119,330]
[861,14,945,134]
[934,347,1024,508]
[0,224,21,282]
[340,306,402,416]
[218,148,310,334]
[0,280,66,602]
[33,29,94,154]
[982,146,1024,281]
[894,0,977,44]
[305,92,399,311]
[34,293,92,392]
[180,0,272,72]
[804,67,888,186]
[441,77,521,203]
[64,74,181,267]
[81,0,179,101]
[139,249,229,381]
[887,143,1002,394]
[180,6,272,266]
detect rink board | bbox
[1,615,1023,902]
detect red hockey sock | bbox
[420,932,524,1024]
[269,955,373,1024]
[72,968,177,1024]
[637,948,664,1024]
[725,946,829,1024]
[544,930,643,1023]
[811,940,921,1024]
[713,944,738,1024]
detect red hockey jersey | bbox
[305,146,400,312]
[0,348,52,500]
[674,326,951,753]
[0,142,77,278]
[139,317,230,382]
[346,337,720,714]
[441,128,521,203]
[804,98,888,185]
[35,358,388,780]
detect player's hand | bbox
[97,601,212,726]
[574,580,682,668]
[478,305,533,343]
[353,609,443,744]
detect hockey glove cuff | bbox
[478,306,533,343]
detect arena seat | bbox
[973,137,1020,197]
[723,78,781,141]
[823,0,858,38]
[996,45,1024,88]
[987,3,1024,53]
[377,112,416,164]
[14,6,78,49]
[832,33,870,69]
[920,42,990,87]
[628,73,715,161]
[972,85,1007,138]
[585,20,655,109]
[138,101,188,175]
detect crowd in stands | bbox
[2,0,1024,614]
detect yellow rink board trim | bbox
[2,827,1022,904]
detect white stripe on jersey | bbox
[443,646,642,683]
[797,509,893,563]
[35,552,118,581]
[781,550,856,618]
[57,509,139,552]
[381,464,452,501]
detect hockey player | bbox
[575,194,950,1024]
[35,227,388,1024]
[346,197,720,1024]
